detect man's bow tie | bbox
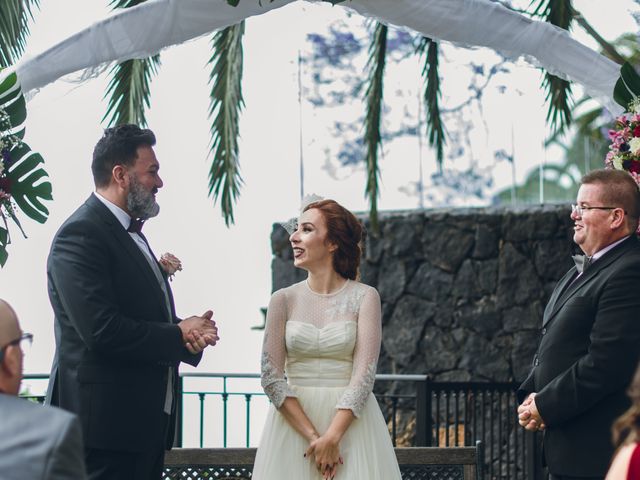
[572,254,592,274]
[127,218,145,234]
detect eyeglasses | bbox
[571,204,625,217]
[0,332,33,356]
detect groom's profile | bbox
[46,124,219,480]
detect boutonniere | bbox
[159,253,182,281]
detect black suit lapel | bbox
[85,195,171,321]
[543,268,577,325]
[543,236,637,326]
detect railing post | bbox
[415,376,432,446]
[245,394,252,448]
[198,393,205,448]
[526,430,545,480]
[223,376,229,448]
[174,375,184,447]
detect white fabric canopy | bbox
[15,0,622,113]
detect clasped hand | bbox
[305,433,343,480]
[177,310,219,354]
[517,393,546,431]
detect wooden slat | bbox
[165,448,256,465]
[166,446,477,466]
[393,447,476,465]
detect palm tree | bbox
[0,0,630,229]
[494,31,640,205]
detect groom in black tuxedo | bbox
[517,169,640,479]
[46,125,219,480]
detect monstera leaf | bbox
[0,67,52,266]
[5,143,52,223]
[614,62,640,109]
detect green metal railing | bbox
[23,372,533,480]
[178,372,267,448]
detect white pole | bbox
[297,49,304,202]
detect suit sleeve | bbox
[46,415,87,480]
[535,262,640,426]
[48,218,188,363]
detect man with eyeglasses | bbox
[516,169,640,480]
[0,299,87,480]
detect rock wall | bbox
[270,204,575,383]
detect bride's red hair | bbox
[303,200,364,280]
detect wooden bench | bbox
[164,443,483,479]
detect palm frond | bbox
[543,74,573,136]
[103,0,157,127]
[207,22,245,227]
[102,56,160,127]
[538,0,574,136]
[363,23,387,234]
[0,0,40,68]
[417,37,445,171]
[109,0,148,8]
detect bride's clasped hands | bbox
[305,431,344,480]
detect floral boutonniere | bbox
[159,253,182,281]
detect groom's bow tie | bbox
[127,218,145,234]
[572,254,592,274]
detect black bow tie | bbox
[127,218,145,234]
[572,254,592,274]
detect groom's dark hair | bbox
[92,124,156,187]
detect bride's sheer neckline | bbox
[304,278,350,297]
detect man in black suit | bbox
[517,169,640,479]
[46,125,219,480]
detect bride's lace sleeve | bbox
[336,286,381,417]
[261,289,297,407]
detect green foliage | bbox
[614,62,640,109]
[363,23,387,233]
[0,69,52,267]
[104,1,158,127]
[417,37,445,171]
[0,0,40,68]
[530,0,574,136]
[208,22,246,226]
[102,56,161,127]
[5,143,52,223]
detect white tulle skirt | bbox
[253,383,402,480]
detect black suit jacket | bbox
[518,235,640,477]
[46,194,200,452]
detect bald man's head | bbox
[0,299,23,395]
[0,299,20,346]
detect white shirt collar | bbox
[94,192,131,231]
[591,235,630,262]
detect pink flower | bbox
[159,253,182,280]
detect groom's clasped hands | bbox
[177,310,219,354]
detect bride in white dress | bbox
[253,199,402,480]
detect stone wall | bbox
[270,204,575,384]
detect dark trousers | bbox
[85,414,169,480]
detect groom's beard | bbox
[127,173,160,220]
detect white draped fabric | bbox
[15,0,622,112]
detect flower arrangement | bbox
[0,68,52,266]
[159,252,182,280]
[605,97,640,186]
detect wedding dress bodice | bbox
[285,320,356,386]
[261,280,381,417]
